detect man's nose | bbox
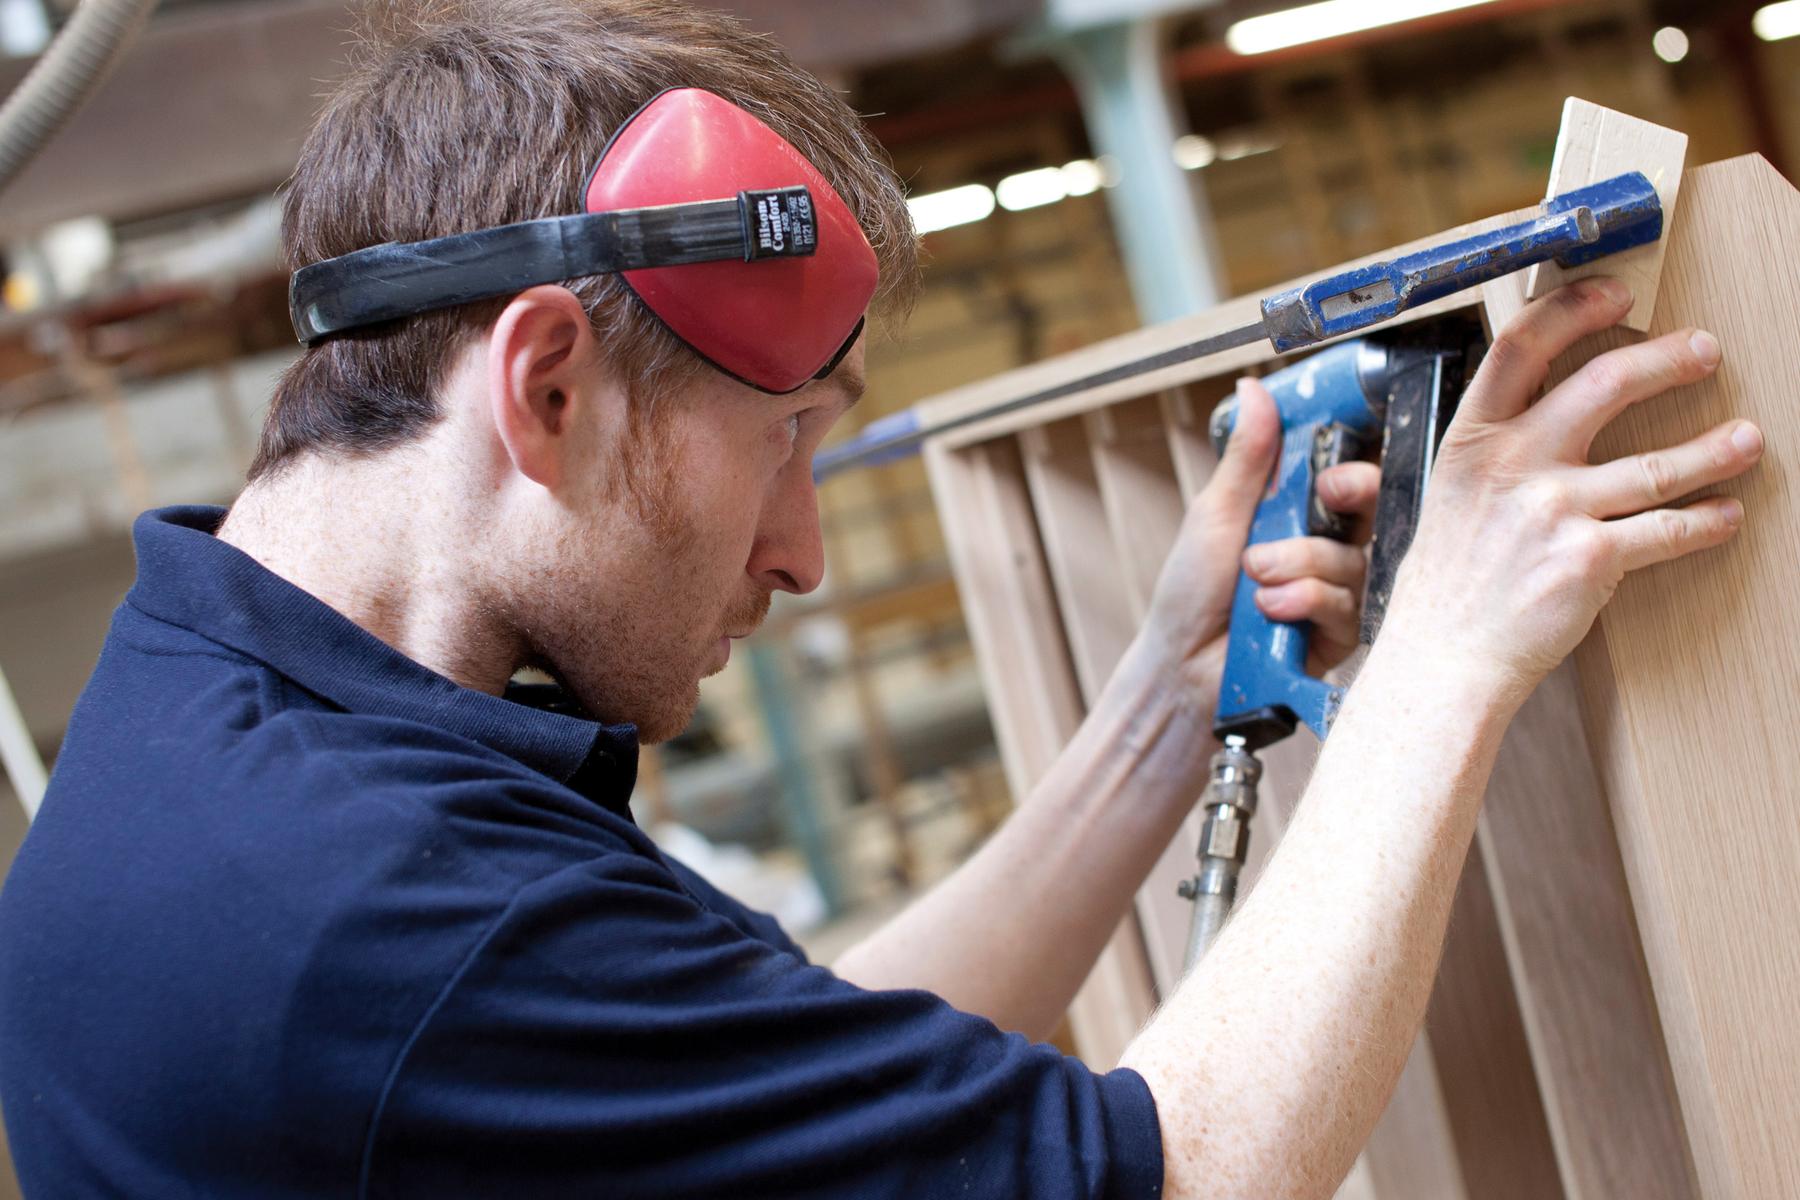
[747,470,825,596]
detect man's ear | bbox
[485,285,609,491]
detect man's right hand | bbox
[1384,276,1762,706]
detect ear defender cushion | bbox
[585,88,880,394]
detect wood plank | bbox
[1015,417,1195,1029]
[1361,1040,1471,1200]
[1082,399,1201,992]
[1421,844,1568,1200]
[1556,154,1800,1200]
[922,438,1081,799]
[1523,99,1688,332]
[1017,422,1138,701]
[1159,383,1224,502]
[1478,215,1696,1200]
[922,437,1158,1067]
[1084,399,1186,617]
[1477,664,1698,1200]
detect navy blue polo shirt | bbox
[0,506,1162,1198]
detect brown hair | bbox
[250,0,918,482]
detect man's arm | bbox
[829,631,1224,1038]
[830,369,1375,1039]
[1123,278,1757,1199]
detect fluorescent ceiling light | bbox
[1060,159,1103,196]
[0,0,50,57]
[1172,134,1217,170]
[1226,0,1501,55]
[1754,1,1800,40]
[908,184,995,234]
[996,167,1069,212]
[1216,131,1281,161]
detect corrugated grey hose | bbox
[0,0,160,196]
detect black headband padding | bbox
[288,191,815,344]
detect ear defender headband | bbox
[287,88,880,394]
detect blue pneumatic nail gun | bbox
[1177,332,1482,973]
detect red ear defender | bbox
[586,88,879,394]
[287,88,877,395]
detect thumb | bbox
[1197,376,1280,539]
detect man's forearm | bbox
[832,636,1216,1038]
[1120,627,1517,1200]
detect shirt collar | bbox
[126,505,639,814]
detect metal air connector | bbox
[1178,735,1263,976]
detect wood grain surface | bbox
[1561,154,1800,1200]
[1477,665,1698,1200]
[923,437,1158,1067]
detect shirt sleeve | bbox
[363,851,1164,1200]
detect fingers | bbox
[1531,329,1723,456]
[1459,278,1634,424]
[1255,577,1360,649]
[1316,461,1380,517]
[1191,377,1281,537]
[1574,420,1763,518]
[1244,536,1367,592]
[1607,495,1744,574]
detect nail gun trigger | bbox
[1308,422,1370,539]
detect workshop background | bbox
[0,0,1795,1192]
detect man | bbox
[0,1,1761,1197]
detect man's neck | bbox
[217,452,522,696]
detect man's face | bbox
[520,339,866,742]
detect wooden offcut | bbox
[1524,98,1688,331]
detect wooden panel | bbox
[1017,422,1137,700]
[1017,419,1182,1026]
[1524,99,1688,332]
[1084,398,1199,993]
[1558,154,1800,1200]
[923,437,1158,1067]
[922,438,1082,799]
[1084,398,1187,616]
[1362,1042,1471,1200]
[1422,846,1568,1200]
[1479,664,1698,1200]
[1159,384,1224,502]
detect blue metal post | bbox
[1046,17,1225,323]
[745,639,846,917]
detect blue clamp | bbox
[1260,171,1662,352]
[812,409,922,482]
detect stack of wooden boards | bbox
[914,102,1800,1200]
